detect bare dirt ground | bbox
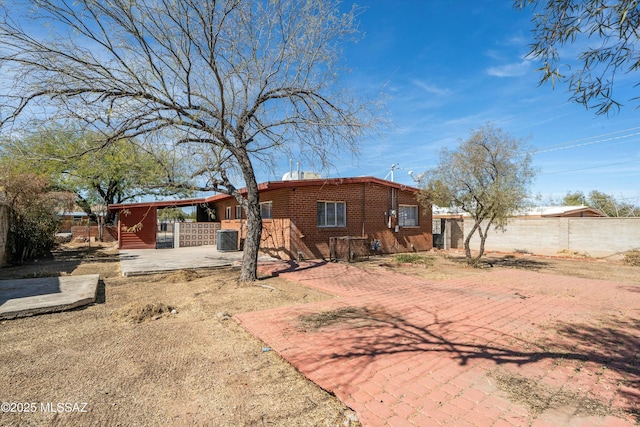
[0,243,357,427]
[1,244,638,426]
[365,249,640,285]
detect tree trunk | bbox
[480,218,494,258]
[236,149,262,283]
[98,215,104,242]
[239,192,262,282]
[471,217,494,266]
[463,220,481,263]
[473,228,487,265]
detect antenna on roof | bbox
[408,170,425,183]
[384,163,398,182]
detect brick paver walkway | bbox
[236,261,640,426]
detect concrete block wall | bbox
[176,222,220,247]
[465,217,640,258]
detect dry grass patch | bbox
[623,249,640,266]
[556,249,591,258]
[490,369,623,420]
[112,301,176,323]
[298,306,394,332]
[298,307,363,331]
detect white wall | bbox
[465,217,640,258]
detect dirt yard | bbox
[0,244,638,426]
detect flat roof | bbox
[108,176,419,212]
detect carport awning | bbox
[108,197,209,213]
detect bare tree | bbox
[516,0,640,115]
[419,124,536,265]
[0,0,375,281]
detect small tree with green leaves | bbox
[0,127,189,225]
[157,207,189,223]
[419,124,536,265]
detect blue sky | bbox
[268,1,640,203]
[3,1,638,204]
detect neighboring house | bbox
[108,176,433,260]
[433,204,607,219]
[58,210,89,233]
[516,205,607,218]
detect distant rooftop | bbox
[433,205,607,218]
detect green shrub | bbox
[394,253,432,265]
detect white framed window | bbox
[235,205,242,219]
[399,205,419,227]
[317,201,346,227]
[225,206,231,220]
[260,201,272,219]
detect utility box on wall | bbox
[217,229,239,251]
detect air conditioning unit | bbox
[216,229,239,251]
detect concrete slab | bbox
[0,274,99,320]
[119,246,278,276]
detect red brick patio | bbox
[236,261,640,426]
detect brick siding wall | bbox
[215,182,432,260]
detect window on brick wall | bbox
[317,201,346,227]
[260,201,272,219]
[225,206,231,220]
[399,205,419,227]
[235,205,242,219]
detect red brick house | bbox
[108,177,432,260]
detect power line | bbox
[532,131,640,154]
[541,158,640,175]
[532,125,640,152]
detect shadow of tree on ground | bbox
[300,305,639,420]
[446,254,551,271]
[260,260,328,278]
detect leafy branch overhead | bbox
[516,0,640,115]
